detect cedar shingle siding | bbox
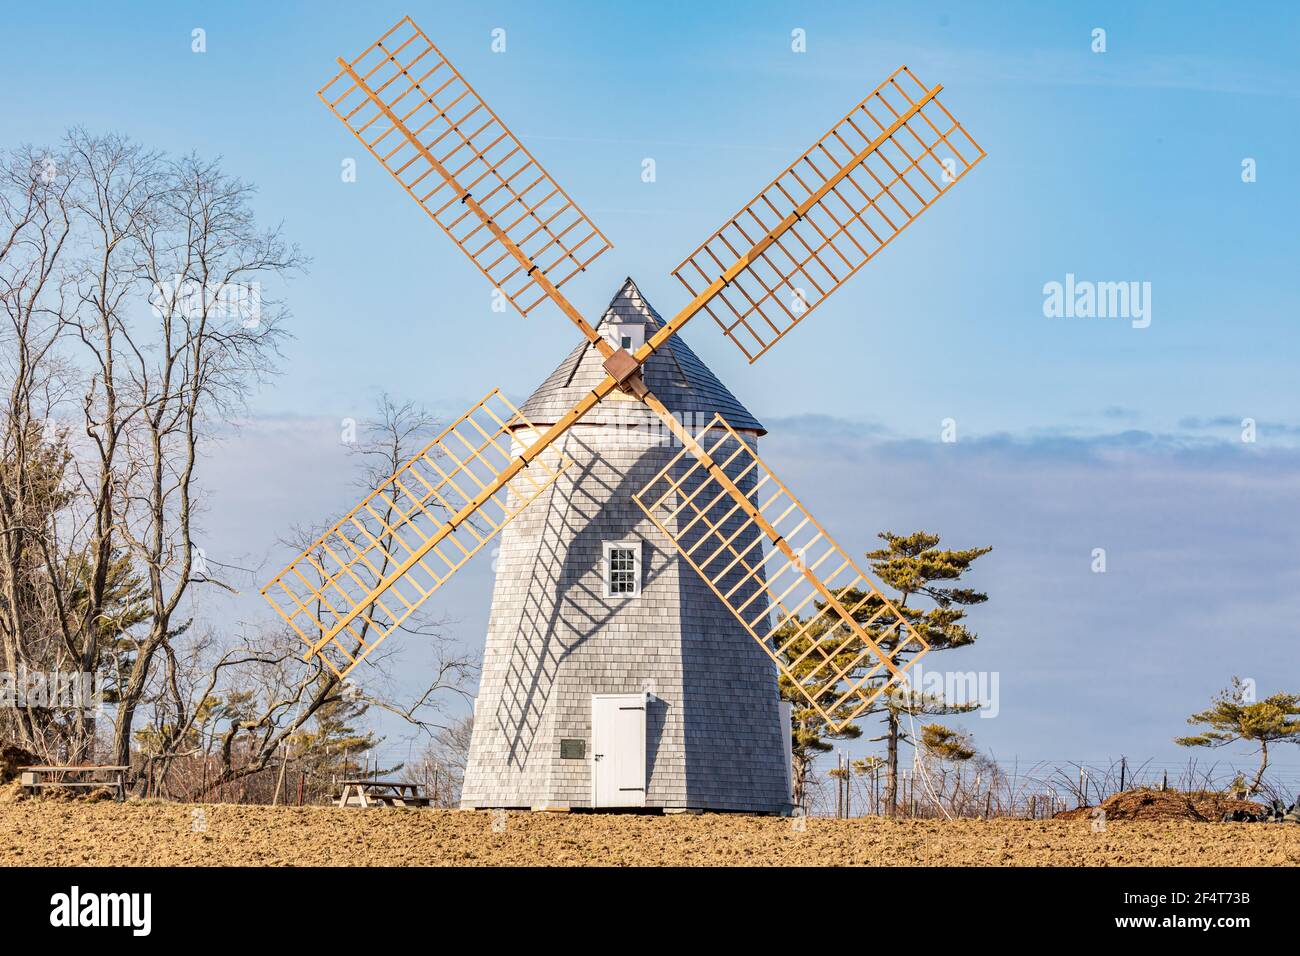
[460,280,790,812]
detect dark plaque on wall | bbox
[559,738,586,759]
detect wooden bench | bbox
[335,779,432,808]
[19,765,128,802]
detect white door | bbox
[591,694,647,808]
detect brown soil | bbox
[1055,788,1267,823]
[0,802,1296,866]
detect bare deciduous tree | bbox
[131,395,476,799]
[2,132,474,798]
[89,144,297,769]
[421,714,473,807]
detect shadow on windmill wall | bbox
[674,441,790,812]
[645,694,669,786]
[474,420,787,811]
[490,429,676,782]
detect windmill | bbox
[263,16,984,810]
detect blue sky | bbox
[5,1,1296,432]
[5,1,1298,782]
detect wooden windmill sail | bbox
[263,15,985,734]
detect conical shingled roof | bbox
[517,278,765,435]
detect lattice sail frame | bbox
[318,16,613,317]
[281,17,986,686]
[634,415,928,730]
[263,390,570,677]
[672,65,985,363]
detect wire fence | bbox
[809,753,1300,819]
[129,744,463,808]
[123,741,1299,821]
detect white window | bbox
[603,540,642,598]
[606,323,644,353]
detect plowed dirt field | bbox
[2,802,1296,866]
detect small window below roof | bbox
[607,323,644,353]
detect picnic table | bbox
[336,779,432,808]
[19,765,128,801]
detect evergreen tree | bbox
[777,626,863,806]
[775,530,990,812]
[864,531,991,814]
[1176,677,1300,793]
[291,687,383,784]
[0,422,148,759]
[919,723,977,762]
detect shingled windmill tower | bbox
[461,279,790,812]
[265,17,983,817]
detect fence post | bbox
[272,743,288,806]
[837,754,843,819]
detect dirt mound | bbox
[1055,788,1266,822]
[0,744,37,784]
[0,779,116,803]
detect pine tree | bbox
[291,687,384,787]
[861,531,990,813]
[776,624,863,806]
[919,723,977,761]
[1176,677,1300,793]
[0,422,148,759]
[775,529,990,812]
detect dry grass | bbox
[1,801,1297,866]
